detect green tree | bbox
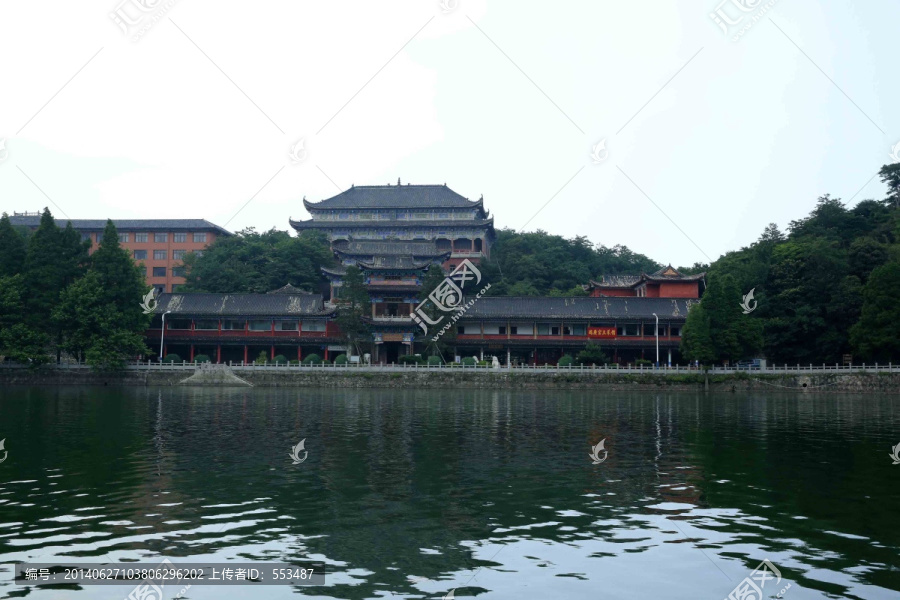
[879,163,900,208]
[575,343,609,365]
[0,213,27,277]
[0,275,47,364]
[182,228,335,294]
[417,265,456,356]
[680,304,715,364]
[335,265,371,356]
[53,271,149,370]
[89,220,151,332]
[849,262,900,361]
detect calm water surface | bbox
[0,387,898,599]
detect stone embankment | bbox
[1,367,898,393]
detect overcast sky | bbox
[1,0,897,267]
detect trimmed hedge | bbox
[162,353,181,363]
[334,354,348,365]
[193,354,211,363]
[558,355,574,367]
[427,355,442,366]
[273,354,288,364]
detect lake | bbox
[0,387,898,599]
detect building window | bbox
[193,232,207,243]
[222,320,246,330]
[174,233,187,243]
[510,326,518,335]
[249,320,271,331]
[195,320,219,330]
[193,250,204,258]
[277,321,298,331]
[551,326,560,336]
[572,325,586,336]
[644,324,656,336]
[133,250,147,260]
[537,324,551,336]
[154,250,167,260]
[302,321,326,332]
[169,319,191,330]
[499,326,507,335]
[670,326,681,337]
[152,267,166,277]
[154,233,168,243]
[118,233,129,243]
[81,233,92,242]
[135,233,148,243]
[457,326,466,335]
[172,267,186,278]
[173,250,186,260]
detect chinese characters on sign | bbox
[587,327,616,339]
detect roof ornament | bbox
[398,177,401,186]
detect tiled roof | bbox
[267,284,312,295]
[289,217,494,229]
[643,265,706,282]
[153,293,333,316]
[588,275,642,288]
[8,216,231,235]
[333,240,445,256]
[458,296,698,320]
[302,184,482,210]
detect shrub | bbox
[303,353,322,365]
[193,354,211,363]
[576,344,609,366]
[254,351,269,365]
[289,359,300,365]
[273,354,288,364]
[162,353,181,363]
[334,354,348,365]
[321,358,331,365]
[477,360,489,367]
[400,355,425,364]
[635,358,653,367]
[427,355,442,366]
[558,355,574,367]
[462,357,476,366]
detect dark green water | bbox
[0,387,898,599]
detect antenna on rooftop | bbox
[397,177,401,186]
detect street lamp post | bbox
[159,310,172,362]
[652,313,659,368]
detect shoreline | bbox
[1,368,897,393]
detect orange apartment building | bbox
[9,214,231,293]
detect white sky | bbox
[1,0,897,267]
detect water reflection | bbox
[0,387,897,599]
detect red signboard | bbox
[587,327,616,339]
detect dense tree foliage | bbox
[334,265,371,357]
[181,228,335,294]
[478,229,660,296]
[0,212,149,369]
[682,174,900,364]
[417,264,457,356]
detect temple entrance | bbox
[383,342,403,364]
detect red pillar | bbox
[244,345,248,364]
[216,345,221,364]
[297,346,302,361]
[324,348,329,361]
[190,344,194,362]
[163,344,168,359]
[271,345,275,359]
